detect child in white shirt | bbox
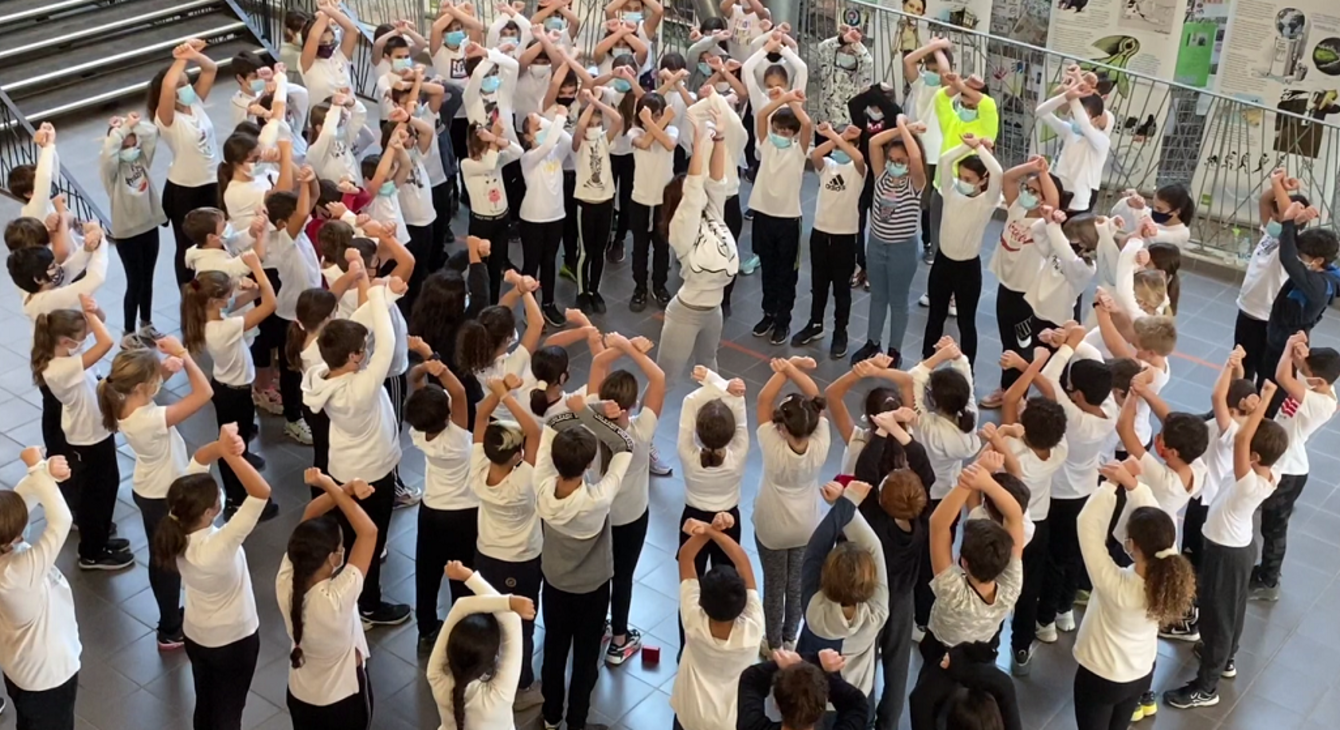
[461,121,525,301]
[679,368,750,574]
[1035,70,1112,214]
[572,89,624,312]
[518,108,573,325]
[1235,170,1308,381]
[1024,208,1098,329]
[626,93,679,310]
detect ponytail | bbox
[152,474,220,572]
[288,288,338,372]
[772,394,827,438]
[217,161,235,211]
[696,399,735,468]
[445,613,503,730]
[30,310,85,387]
[1126,506,1196,624]
[180,271,233,354]
[284,516,344,669]
[97,348,162,432]
[927,369,974,433]
[528,346,569,416]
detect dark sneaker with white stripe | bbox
[790,322,825,347]
[605,629,643,665]
[78,548,135,571]
[361,601,412,627]
[1163,682,1219,709]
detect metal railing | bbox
[0,88,111,229]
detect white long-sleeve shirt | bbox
[1036,95,1112,212]
[22,243,108,321]
[461,144,523,218]
[1042,343,1119,500]
[667,173,738,308]
[307,101,364,184]
[678,370,749,512]
[465,50,520,144]
[936,144,1003,261]
[911,356,982,500]
[181,493,265,648]
[20,144,57,220]
[1025,219,1096,326]
[426,573,522,730]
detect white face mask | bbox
[586,126,601,140]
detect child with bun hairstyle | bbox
[679,367,750,576]
[525,309,606,423]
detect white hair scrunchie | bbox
[536,380,549,390]
[1154,548,1178,560]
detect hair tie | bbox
[1154,547,1178,560]
[190,279,201,291]
[168,513,180,522]
[536,380,549,390]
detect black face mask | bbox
[766,52,782,63]
[558,96,577,107]
[1150,210,1173,224]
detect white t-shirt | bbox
[678,373,749,512]
[610,411,659,527]
[747,131,805,218]
[475,347,535,396]
[989,207,1047,294]
[1200,418,1239,507]
[156,103,219,188]
[671,580,765,730]
[1133,360,1170,448]
[43,355,110,446]
[1237,232,1287,322]
[1037,96,1112,212]
[461,145,524,218]
[397,148,437,227]
[813,157,864,236]
[181,495,265,648]
[1042,344,1119,500]
[185,246,252,277]
[470,444,542,562]
[1136,453,1205,536]
[751,419,832,550]
[1007,435,1067,522]
[301,51,354,114]
[412,425,477,512]
[936,145,1004,262]
[364,188,411,244]
[205,316,255,387]
[575,129,615,203]
[121,404,192,499]
[276,558,369,706]
[431,45,471,120]
[911,358,982,500]
[907,77,944,165]
[1274,389,1338,475]
[629,126,680,206]
[269,228,323,321]
[519,126,571,223]
[1204,470,1277,548]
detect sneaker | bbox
[252,387,283,416]
[607,239,626,263]
[1073,589,1091,607]
[1010,647,1032,677]
[743,208,755,221]
[739,253,760,275]
[850,268,866,289]
[244,451,266,471]
[769,324,789,346]
[78,548,135,571]
[752,314,775,337]
[1250,582,1281,602]
[1163,683,1219,709]
[830,331,849,360]
[648,445,673,476]
[418,629,439,654]
[259,501,279,523]
[630,289,649,313]
[559,263,578,282]
[949,296,958,318]
[791,322,825,347]
[284,419,314,445]
[1131,705,1146,722]
[1056,610,1076,632]
[1191,643,1237,678]
[1138,691,1157,718]
[394,483,422,509]
[157,630,185,652]
[978,388,1005,409]
[918,293,930,308]
[605,628,643,665]
[106,537,130,552]
[542,303,566,327]
[590,292,607,314]
[886,347,903,369]
[576,292,594,314]
[1035,621,1059,644]
[360,602,412,626]
[850,340,882,365]
[921,244,934,264]
[653,287,673,308]
[1158,618,1200,642]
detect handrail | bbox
[0,87,111,229]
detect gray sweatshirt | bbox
[99,121,167,240]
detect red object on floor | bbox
[642,645,660,664]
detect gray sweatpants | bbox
[876,588,916,730]
[756,538,805,648]
[656,296,724,390]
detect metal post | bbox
[689,0,724,21]
[767,0,801,29]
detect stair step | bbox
[0,0,94,26]
[16,37,261,121]
[0,0,221,61]
[0,13,245,91]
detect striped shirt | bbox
[869,171,922,243]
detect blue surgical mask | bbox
[921,70,941,86]
[250,79,266,93]
[445,30,466,47]
[1266,220,1283,238]
[888,162,909,177]
[481,75,501,93]
[697,61,712,76]
[831,150,851,165]
[118,147,142,163]
[1069,119,1084,135]
[534,126,549,145]
[378,181,397,197]
[955,179,978,197]
[1018,190,1040,210]
[220,223,240,247]
[546,17,565,31]
[176,85,199,106]
[392,58,413,72]
[612,78,632,93]
[623,11,643,22]
[769,133,792,149]
[954,100,978,122]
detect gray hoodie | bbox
[99,121,167,240]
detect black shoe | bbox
[830,331,848,359]
[850,340,882,365]
[106,537,130,552]
[109,521,118,538]
[769,324,790,346]
[1163,682,1219,709]
[886,347,903,369]
[418,628,440,654]
[259,501,279,523]
[607,239,626,263]
[576,293,594,314]
[360,601,413,626]
[921,244,934,264]
[78,548,135,571]
[1191,643,1237,678]
[791,322,825,347]
[244,452,266,471]
[653,287,672,308]
[743,208,754,220]
[630,289,648,313]
[542,303,566,327]
[590,292,607,314]
[752,314,775,337]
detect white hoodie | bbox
[301,286,401,483]
[1025,217,1098,326]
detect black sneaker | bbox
[1010,647,1032,677]
[244,451,266,471]
[830,331,848,360]
[1191,642,1237,678]
[590,292,607,314]
[653,287,672,308]
[769,324,789,346]
[418,628,440,655]
[752,314,775,337]
[1158,618,1200,642]
[886,347,903,369]
[1163,682,1219,709]
[157,629,185,652]
[607,239,626,263]
[791,322,825,347]
[259,501,280,523]
[576,292,594,314]
[360,601,413,626]
[921,244,934,264]
[850,340,882,365]
[106,537,130,552]
[78,548,135,571]
[542,303,566,327]
[605,628,643,665]
[630,289,649,313]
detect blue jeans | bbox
[865,235,918,352]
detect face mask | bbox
[534,127,549,145]
[558,95,576,106]
[1150,210,1173,224]
[220,223,240,247]
[697,61,712,76]
[765,52,783,63]
[1266,220,1283,238]
[1018,189,1040,210]
[445,30,466,47]
[954,100,978,122]
[392,58,413,72]
[1069,119,1084,136]
[378,181,397,197]
[316,43,336,59]
[835,53,857,70]
[888,162,909,177]
[955,179,979,197]
[769,133,792,149]
[921,70,941,86]
[830,150,851,165]
[481,75,501,93]
[546,17,565,31]
[865,108,884,122]
[500,34,518,46]
[176,85,198,106]
[530,65,551,79]
[118,147,142,163]
[612,78,632,93]
[250,79,266,93]
[586,127,602,140]
[622,11,643,22]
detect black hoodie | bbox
[1266,220,1340,349]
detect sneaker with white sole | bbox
[252,387,283,415]
[1011,647,1032,677]
[1056,610,1076,632]
[1191,642,1237,678]
[1163,683,1219,709]
[648,446,672,476]
[78,548,135,571]
[605,629,643,665]
[1035,621,1059,643]
[394,483,422,509]
[948,296,957,318]
[284,419,314,445]
[1158,618,1200,642]
[918,293,930,307]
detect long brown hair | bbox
[1126,506,1196,624]
[97,348,162,432]
[180,272,234,354]
[31,310,86,386]
[152,474,220,572]
[659,173,686,239]
[286,516,344,668]
[286,288,338,371]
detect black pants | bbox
[451,117,471,209]
[469,211,513,304]
[211,380,257,508]
[924,253,984,366]
[914,498,959,627]
[807,230,857,333]
[1234,310,1270,385]
[721,194,743,312]
[876,587,915,730]
[673,145,689,175]
[163,180,219,286]
[1072,665,1150,730]
[430,182,453,268]
[287,664,372,730]
[133,492,183,637]
[611,153,634,244]
[521,219,564,306]
[542,580,612,729]
[69,436,120,560]
[577,198,614,295]
[563,170,580,268]
[333,471,396,613]
[1255,472,1308,587]
[1038,496,1088,626]
[4,672,77,730]
[502,159,525,225]
[1260,341,1291,418]
[1195,538,1252,693]
[909,633,1014,730]
[303,405,330,474]
[475,552,541,689]
[610,509,649,637]
[1011,517,1050,653]
[112,228,160,331]
[677,504,742,652]
[405,223,436,314]
[630,201,668,292]
[185,631,260,730]
[1182,495,1209,570]
[752,212,802,329]
[996,284,1035,390]
[280,354,303,424]
[415,505,479,638]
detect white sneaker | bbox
[1036,621,1059,643]
[918,293,930,307]
[1056,610,1077,632]
[948,296,958,318]
[284,419,314,445]
[912,625,926,643]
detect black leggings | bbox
[563,170,579,268]
[303,405,330,474]
[405,223,436,315]
[133,492,183,637]
[541,580,612,729]
[521,219,564,306]
[163,180,219,286]
[924,253,983,366]
[451,117,471,209]
[69,436,120,560]
[630,201,668,292]
[469,212,513,304]
[610,153,634,244]
[1011,517,1050,653]
[4,672,77,730]
[287,664,372,730]
[1038,496,1088,626]
[1234,310,1270,385]
[1073,665,1150,730]
[577,198,614,295]
[430,182,453,266]
[610,509,649,637]
[185,631,260,730]
[415,505,479,638]
[211,380,257,508]
[333,471,397,613]
[475,552,541,689]
[112,227,160,331]
[721,194,743,311]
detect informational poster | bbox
[888,0,995,55]
[1175,0,1231,90]
[851,0,996,96]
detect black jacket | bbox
[1266,220,1340,349]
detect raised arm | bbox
[1275,331,1311,403]
[1235,380,1276,480]
[160,337,215,427]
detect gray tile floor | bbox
[5,95,1340,730]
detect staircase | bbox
[0,0,269,121]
